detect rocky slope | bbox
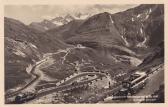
[65,4,164,51]
[5,17,68,90]
[5,17,132,92]
[46,4,164,65]
[29,19,58,32]
[138,41,164,69]
[47,20,85,40]
[5,17,134,92]
[112,4,164,48]
[44,4,164,79]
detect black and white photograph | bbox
[4,3,164,104]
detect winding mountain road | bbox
[6,45,113,104]
[5,60,46,98]
[5,46,84,98]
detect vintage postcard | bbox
[0,0,167,106]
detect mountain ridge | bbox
[4,4,164,93]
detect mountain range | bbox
[29,13,91,32]
[5,4,164,91]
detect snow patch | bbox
[121,36,130,47]
[137,37,147,48]
[29,43,37,49]
[145,15,149,20]
[149,8,152,13]
[79,14,89,19]
[140,28,143,34]
[14,50,26,57]
[130,58,142,66]
[109,15,114,24]
[26,64,33,74]
[137,14,141,18]
[66,19,71,22]
[53,21,63,26]
[131,18,134,21]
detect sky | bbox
[5,4,139,25]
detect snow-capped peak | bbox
[73,13,90,20]
[52,21,64,26]
[65,14,75,21]
[50,14,75,26]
